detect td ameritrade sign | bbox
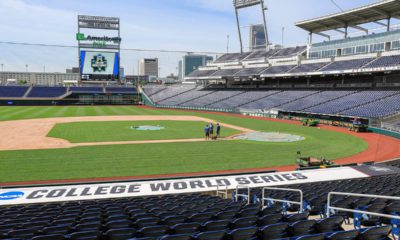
[76,33,121,44]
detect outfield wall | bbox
[0,93,140,106]
[369,127,400,139]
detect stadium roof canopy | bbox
[296,0,400,33]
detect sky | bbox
[0,0,382,76]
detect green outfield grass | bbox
[48,121,239,143]
[0,106,368,183]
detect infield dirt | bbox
[0,115,254,151]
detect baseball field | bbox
[0,106,378,184]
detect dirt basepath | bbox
[0,115,254,151]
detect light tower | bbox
[233,0,270,53]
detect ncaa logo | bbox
[0,191,24,200]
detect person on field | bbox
[209,123,214,136]
[216,123,221,138]
[204,124,210,140]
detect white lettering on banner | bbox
[0,167,369,206]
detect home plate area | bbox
[233,132,305,142]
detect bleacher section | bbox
[187,52,400,80]
[305,91,399,115]
[187,70,218,78]
[70,87,103,93]
[27,87,67,98]
[316,58,374,72]
[0,86,138,99]
[0,86,29,98]
[364,55,400,68]
[143,87,400,118]
[289,63,328,73]
[208,91,280,109]
[341,93,400,118]
[0,172,398,240]
[215,52,252,63]
[106,88,137,94]
[277,91,356,111]
[270,46,307,59]
[261,65,296,75]
[146,86,196,104]
[235,67,268,77]
[162,89,215,106]
[211,69,243,78]
[243,49,280,61]
[241,91,316,110]
[180,90,244,107]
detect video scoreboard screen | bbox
[80,51,119,76]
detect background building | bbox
[66,67,80,74]
[249,24,266,51]
[0,72,80,86]
[181,54,213,80]
[139,58,159,77]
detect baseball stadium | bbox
[0,0,400,240]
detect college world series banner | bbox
[0,165,398,206]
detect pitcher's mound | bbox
[234,132,305,142]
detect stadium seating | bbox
[243,49,281,61]
[186,70,218,78]
[144,87,400,118]
[211,69,243,77]
[147,86,196,104]
[261,65,296,75]
[215,53,252,63]
[271,46,307,59]
[340,93,400,118]
[0,86,29,98]
[289,63,328,73]
[318,58,374,72]
[70,87,104,93]
[106,87,137,94]
[239,91,317,110]
[0,172,398,240]
[364,55,400,68]
[305,91,399,115]
[208,91,281,109]
[28,87,67,98]
[234,67,268,77]
[277,91,356,111]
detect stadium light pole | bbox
[25,64,28,73]
[226,35,230,53]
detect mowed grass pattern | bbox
[0,106,368,183]
[48,121,239,143]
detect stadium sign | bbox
[1,165,399,206]
[76,33,121,44]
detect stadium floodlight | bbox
[233,0,269,53]
[233,0,261,9]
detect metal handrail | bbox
[327,192,400,220]
[216,184,228,199]
[262,187,304,212]
[235,185,250,204]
